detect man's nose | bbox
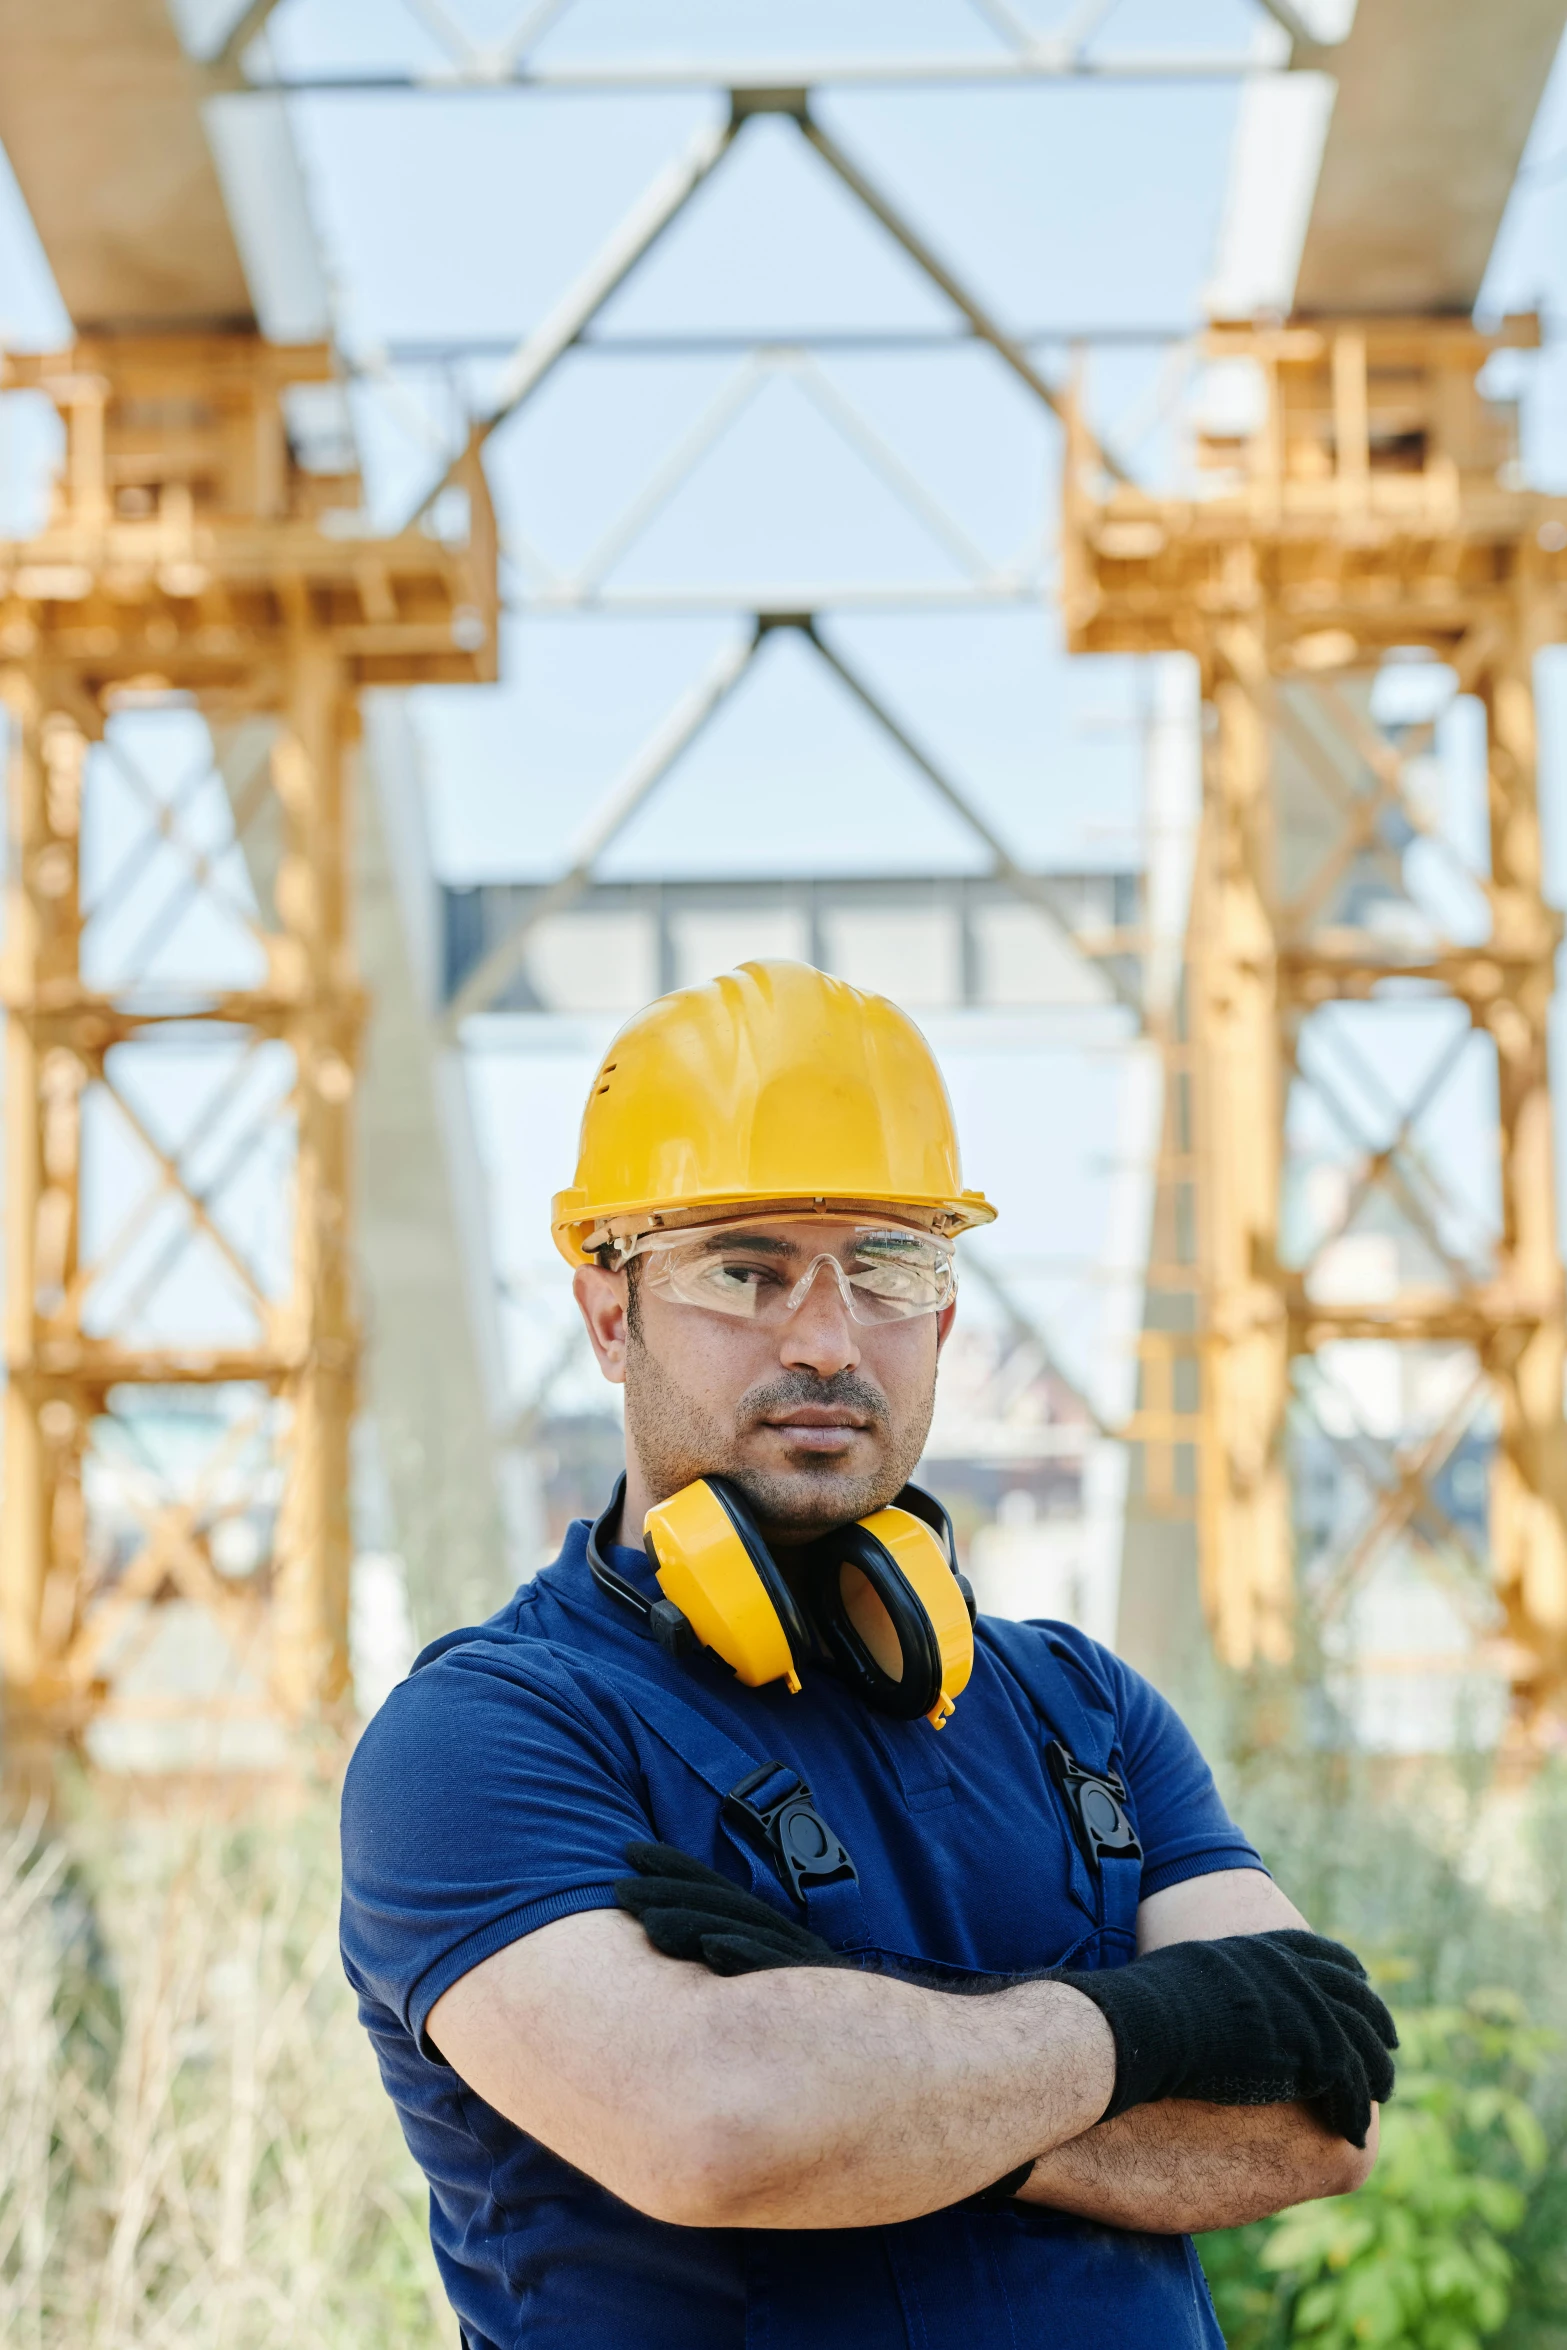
[778,1259,861,1377]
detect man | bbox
[341,959,1393,2350]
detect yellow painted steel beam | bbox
[1187,621,1293,1671]
[1065,315,1567,1736]
[0,336,497,1761]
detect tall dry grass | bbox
[0,1783,446,2350]
[5,1724,1564,2350]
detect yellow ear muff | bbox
[855,1507,974,1727]
[798,1504,975,1729]
[643,1477,808,1694]
[614,1475,970,1725]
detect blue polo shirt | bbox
[340,1517,1264,2350]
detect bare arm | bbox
[1019,1869,1378,2230]
[428,1905,1114,2231]
[1023,2097,1378,2232]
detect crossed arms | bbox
[428,1864,1377,2234]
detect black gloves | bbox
[616,1841,845,1974]
[617,1842,1397,2148]
[1058,1929,1397,2148]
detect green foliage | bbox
[1200,1992,1563,2350]
[1493,2100,1567,2350]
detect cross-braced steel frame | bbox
[207,0,1294,93]
[1066,315,1567,1735]
[359,39,1172,1034]
[0,336,496,1770]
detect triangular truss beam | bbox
[443,610,1137,1026]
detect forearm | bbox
[695,1966,1116,2228]
[1020,2097,1379,2234]
[431,1911,1115,2230]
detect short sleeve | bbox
[1046,1628,1267,1901]
[340,1640,652,2056]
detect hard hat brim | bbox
[552,1185,997,1265]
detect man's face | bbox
[574,1216,956,1541]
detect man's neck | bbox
[614,1460,654,1549]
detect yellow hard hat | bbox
[551,959,996,1263]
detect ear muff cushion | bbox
[803,1523,945,1721]
[863,1508,975,1708]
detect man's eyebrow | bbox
[691,1231,794,1257]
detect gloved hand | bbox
[616,1841,845,1974]
[1058,1930,1397,2148]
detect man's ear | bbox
[574,1265,629,1385]
[934,1298,957,1357]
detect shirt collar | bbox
[547,1511,661,1611]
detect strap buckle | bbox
[1046,1739,1142,1872]
[722,1762,859,1908]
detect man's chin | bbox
[725,1448,901,1542]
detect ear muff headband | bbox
[643,1475,811,1693]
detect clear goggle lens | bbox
[622,1221,956,1325]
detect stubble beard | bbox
[623,1328,938,1539]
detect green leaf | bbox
[1502,2102,1549,2174]
[1203,1984,1561,2350]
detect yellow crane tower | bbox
[0,4,498,1770]
[1068,315,1567,1731]
[0,337,496,1765]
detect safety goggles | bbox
[617,1219,957,1326]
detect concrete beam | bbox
[1295,0,1567,314]
[356,696,527,1639]
[0,0,252,331]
